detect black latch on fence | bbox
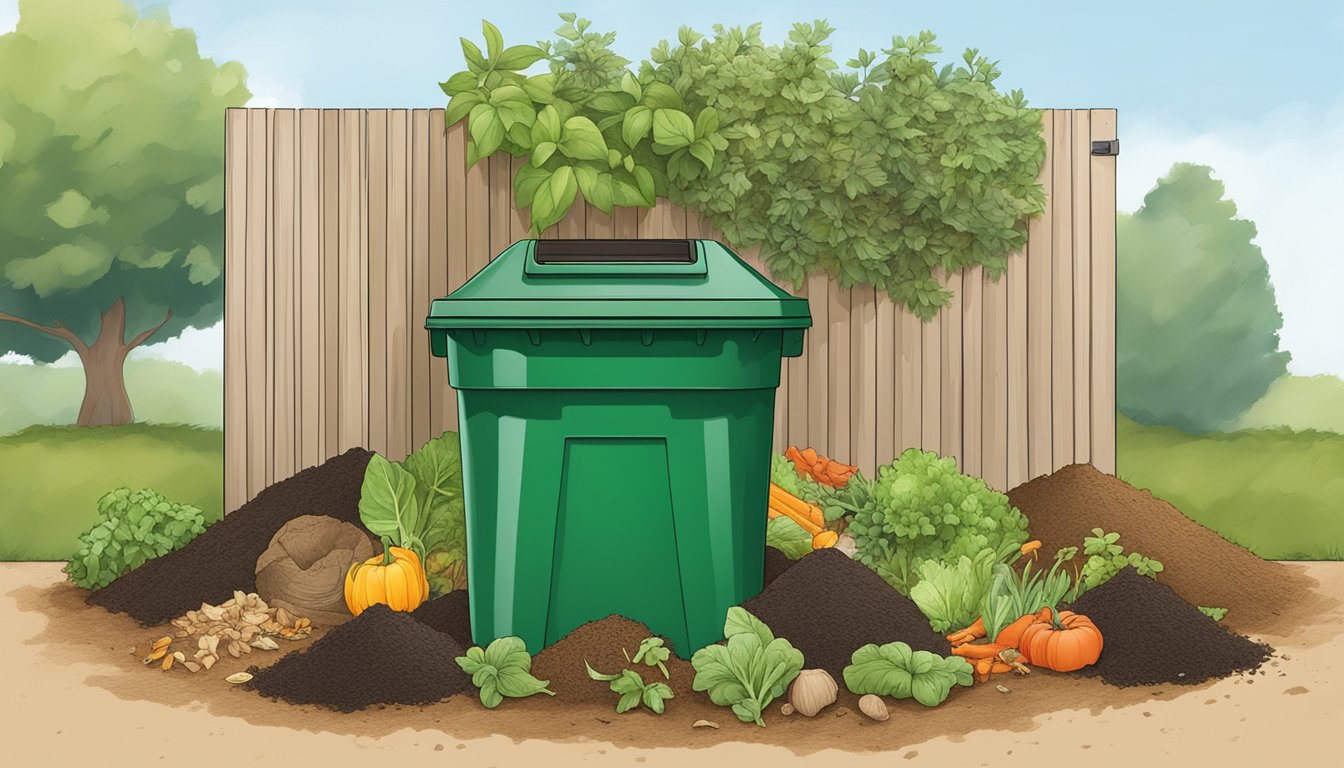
[1091,139,1120,156]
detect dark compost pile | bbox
[763,546,795,589]
[1009,463,1313,632]
[410,589,473,648]
[742,548,950,679]
[88,449,372,625]
[1068,567,1273,687]
[246,604,471,711]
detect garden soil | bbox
[410,589,472,647]
[763,546,794,588]
[1068,567,1273,687]
[10,561,1344,763]
[742,548,950,679]
[246,603,471,712]
[88,449,372,626]
[531,615,697,705]
[1008,464,1321,633]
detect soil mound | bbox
[1009,464,1315,632]
[741,548,950,678]
[531,615,696,705]
[246,603,471,711]
[88,449,372,625]
[1069,568,1273,687]
[763,547,795,589]
[410,590,472,647]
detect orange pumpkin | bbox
[344,541,430,616]
[1019,608,1103,672]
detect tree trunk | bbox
[0,297,173,428]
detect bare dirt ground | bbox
[2,561,1341,767]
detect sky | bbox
[1,0,1342,376]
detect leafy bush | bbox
[441,16,1045,319]
[908,548,998,633]
[979,556,1073,640]
[849,448,1029,594]
[843,641,973,707]
[65,488,207,589]
[358,431,468,597]
[691,606,804,726]
[455,636,555,708]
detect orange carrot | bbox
[947,617,986,645]
[811,530,838,549]
[974,657,994,683]
[767,487,822,535]
[769,484,825,528]
[989,662,1014,675]
[993,612,1041,649]
[951,642,1009,660]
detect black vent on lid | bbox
[534,239,694,264]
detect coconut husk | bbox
[254,515,377,626]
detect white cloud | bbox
[1119,102,1344,378]
[129,320,223,372]
[0,0,15,34]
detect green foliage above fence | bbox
[440,15,1046,318]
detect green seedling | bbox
[585,662,674,714]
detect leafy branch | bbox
[440,16,1046,320]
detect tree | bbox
[0,0,248,425]
[1117,163,1289,433]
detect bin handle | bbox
[523,240,707,277]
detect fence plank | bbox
[386,110,411,460]
[827,282,851,461]
[613,206,638,239]
[465,142,490,281]
[1072,109,1093,466]
[337,110,368,452]
[851,288,877,476]
[428,111,450,438]
[921,282,942,456]
[366,110,388,457]
[321,111,341,459]
[272,109,297,483]
[557,197,587,239]
[982,263,1010,492]
[806,272,830,454]
[1007,244,1029,490]
[875,293,895,468]
[410,109,431,451]
[587,202,614,238]
[488,153,511,259]
[244,110,269,499]
[788,276,811,452]
[224,110,248,512]
[896,302,922,454]
[445,120,469,433]
[940,270,963,468]
[1051,109,1075,472]
[298,110,322,472]
[1027,110,1055,481]
[1090,109,1119,474]
[506,156,531,241]
[960,265,983,478]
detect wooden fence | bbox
[223,107,1116,513]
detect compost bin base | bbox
[10,563,1338,758]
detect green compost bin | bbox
[425,238,810,657]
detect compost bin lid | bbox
[424,239,812,330]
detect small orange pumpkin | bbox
[344,538,429,616]
[1019,608,1103,672]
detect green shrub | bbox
[849,448,1029,594]
[441,16,1045,319]
[64,488,208,589]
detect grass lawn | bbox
[1117,413,1344,559]
[0,424,222,561]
